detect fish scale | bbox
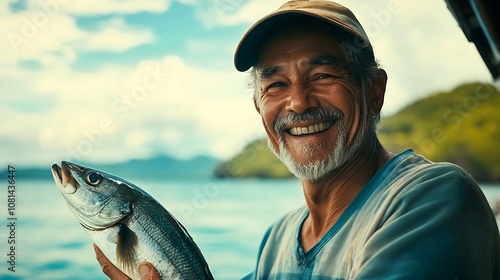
[51,161,214,280]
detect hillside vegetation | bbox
[213,138,292,178]
[214,82,500,182]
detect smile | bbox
[287,121,334,136]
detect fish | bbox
[51,161,214,280]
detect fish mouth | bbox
[51,161,79,194]
[52,161,125,230]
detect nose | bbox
[285,83,319,114]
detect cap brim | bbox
[234,11,362,72]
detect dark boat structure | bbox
[445,0,500,86]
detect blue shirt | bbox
[243,150,500,279]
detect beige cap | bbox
[234,0,372,72]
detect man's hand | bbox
[93,244,160,280]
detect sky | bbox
[0,0,494,168]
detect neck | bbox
[300,134,391,252]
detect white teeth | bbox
[65,182,77,194]
[288,121,333,136]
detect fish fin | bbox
[116,224,138,277]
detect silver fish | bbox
[51,161,214,280]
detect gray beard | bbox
[269,108,368,182]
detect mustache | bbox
[274,107,343,134]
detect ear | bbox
[368,69,387,116]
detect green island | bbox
[214,82,500,182]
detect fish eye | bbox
[85,172,102,186]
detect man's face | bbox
[255,25,371,181]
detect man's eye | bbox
[313,72,348,83]
[314,73,333,80]
[264,82,285,92]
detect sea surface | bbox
[0,178,499,280]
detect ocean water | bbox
[0,178,499,280]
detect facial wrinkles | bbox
[259,66,369,180]
[268,101,370,182]
[273,107,342,137]
[258,33,348,82]
[271,115,348,181]
[257,58,350,119]
[259,59,312,95]
[349,87,369,145]
[272,116,367,182]
[322,76,365,145]
[347,89,363,145]
[256,25,372,181]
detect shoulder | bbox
[386,150,480,199]
[373,150,494,226]
[359,152,500,279]
[391,150,472,180]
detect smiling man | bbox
[94,1,499,279]
[235,1,500,279]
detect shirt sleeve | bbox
[351,164,500,280]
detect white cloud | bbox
[0,2,156,69]
[0,0,262,166]
[77,18,155,52]
[114,55,262,158]
[26,0,171,16]
[196,0,490,114]
[125,129,154,149]
[188,0,491,112]
[0,0,495,168]
[355,0,491,114]
[215,0,280,26]
[161,128,182,145]
[188,0,281,28]
[0,54,261,166]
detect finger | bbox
[93,244,131,280]
[139,262,161,280]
